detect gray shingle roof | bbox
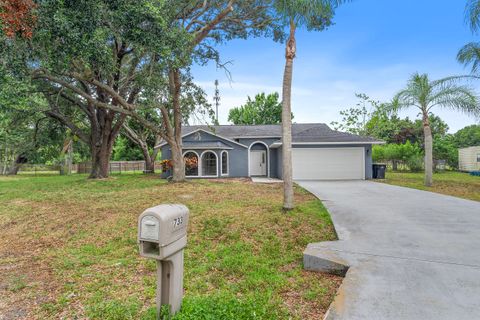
[180,123,381,144]
[182,141,233,149]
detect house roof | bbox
[156,123,383,148]
[179,123,320,139]
[182,141,233,150]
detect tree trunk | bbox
[87,105,126,179]
[61,139,73,175]
[8,154,26,175]
[141,145,156,174]
[281,20,296,210]
[170,69,186,182]
[145,157,155,174]
[121,124,160,174]
[2,143,9,175]
[171,141,185,182]
[148,146,160,174]
[66,141,73,174]
[423,114,433,187]
[90,143,111,179]
[89,125,118,179]
[392,160,398,171]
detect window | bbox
[477,153,480,163]
[221,151,228,175]
[201,151,217,176]
[184,152,199,176]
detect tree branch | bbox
[193,0,235,45]
[44,110,89,144]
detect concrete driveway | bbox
[298,180,480,320]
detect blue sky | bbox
[191,0,480,133]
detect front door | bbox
[250,150,267,176]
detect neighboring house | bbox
[459,146,480,172]
[157,123,384,180]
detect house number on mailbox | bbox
[173,216,183,227]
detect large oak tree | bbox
[1,0,284,180]
[1,0,191,178]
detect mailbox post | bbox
[138,204,189,317]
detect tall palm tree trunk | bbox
[282,20,296,210]
[422,112,433,187]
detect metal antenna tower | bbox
[214,79,220,125]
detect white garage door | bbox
[292,147,365,180]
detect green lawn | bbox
[0,174,340,320]
[381,171,480,201]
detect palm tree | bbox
[393,73,479,186]
[274,0,345,210]
[457,0,480,71]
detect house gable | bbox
[157,129,248,149]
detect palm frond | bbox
[457,42,480,74]
[429,82,480,118]
[274,0,350,28]
[394,72,480,121]
[430,74,480,87]
[465,0,480,33]
[392,88,422,112]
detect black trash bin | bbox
[372,163,386,179]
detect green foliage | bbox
[274,0,340,30]
[172,294,278,320]
[228,92,288,125]
[0,66,90,168]
[333,91,465,171]
[465,0,480,32]
[112,136,143,161]
[433,135,459,168]
[332,93,450,144]
[365,101,418,143]
[373,138,459,171]
[0,0,288,178]
[457,1,480,73]
[413,115,450,141]
[405,154,424,172]
[393,73,479,118]
[457,42,480,74]
[0,64,61,169]
[331,93,372,135]
[373,141,423,170]
[453,125,480,148]
[392,73,479,176]
[371,145,385,163]
[33,0,189,75]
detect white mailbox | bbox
[138,204,189,316]
[138,204,189,260]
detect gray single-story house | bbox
[158,123,383,180]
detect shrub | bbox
[406,154,423,172]
[372,142,423,171]
[372,145,385,163]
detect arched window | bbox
[201,151,217,176]
[221,151,228,176]
[184,151,199,177]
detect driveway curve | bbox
[299,180,480,320]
